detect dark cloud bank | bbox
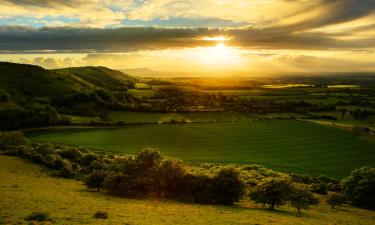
[0,0,374,53]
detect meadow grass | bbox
[1,155,374,225]
[128,89,156,97]
[109,111,306,123]
[27,120,375,178]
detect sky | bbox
[0,0,374,75]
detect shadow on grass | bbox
[334,207,351,212]
[221,203,320,219]
[76,187,318,219]
[75,188,159,203]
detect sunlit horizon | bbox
[0,0,374,75]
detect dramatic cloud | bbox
[0,0,84,7]
[0,23,374,53]
[0,0,374,73]
[0,26,221,52]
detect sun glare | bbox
[202,36,230,41]
[193,41,242,67]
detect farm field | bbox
[109,111,290,123]
[109,111,306,123]
[27,120,375,178]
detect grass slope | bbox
[0,62,77,98]
[27,120,375,178]
[1,156,374,225]
[54,66,137,90]
[0,62,138,101]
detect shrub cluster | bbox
[341,167,375,209]
[326,192,346,209]
[85,149,245,205]
[290,173,341,194]
[0,103,69,130]
[0,132,92,178]
[1,131,374,211]
[249,177,319,213]
[0,89,11,102]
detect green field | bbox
[1,156,374,225]
[27,120,375,178]
[109,111,306,124]
[109,111,265,123]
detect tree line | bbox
[0,131,374,212]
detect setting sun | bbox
[193,42,242,67]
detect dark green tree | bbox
[0,132,30,150]
[211,167,245,205]
[0,89,11,102]
[249,178,293,210]
[341,167,375,209]
[289,184,319,214]
[84,170,106,192]
[326,192,346,209]
[157,159,186,198]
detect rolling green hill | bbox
[0,62,78,99]
[0,62,137,100]
[54,66,137,90]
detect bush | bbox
[55,163,75,178]
[249,178,293,210]
[58,115,72,125]
[2,149,19,156]
[157,159,186,198]
[326,192,346,209]
[44,154,65,170]
[84,170,106,192]
[58,147,82,161]
[80,153,98,166]
[135,149,162,169]
[103,172,130,195]
[24,212,51,222]
[290,173,314,185]
[242,164,265,171]
[211,168,245,205]
[0,132,30,150]
[200,163,215,169]
[34,143,54,156]
[317,175,339,185]
[94,211,108,219]
[88,159,107,171]
[289,184,319,214]
[311,182,328,195]
[0,89,11,102]
[29,152,45,164]
[180,174,213,204]
[341,166,375,209]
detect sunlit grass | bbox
[262,84,314,88]
[327,85,360,88]
[1,156,375,225]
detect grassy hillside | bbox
[54,66,137,90]
[0,62,78,99]
[1,155,374,225]
[0,62,137,101]
[26,120,375,178]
